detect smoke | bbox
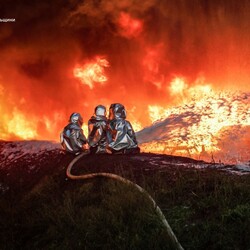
[0,0,249,140]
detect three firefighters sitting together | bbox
[60,103,140,155]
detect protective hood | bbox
[69,112,83,127]
[109,103,126,120]
[95,105,106,117]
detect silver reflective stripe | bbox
[63,138,74,152]
[60,132,64,143]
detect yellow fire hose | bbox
[66,152,184,250]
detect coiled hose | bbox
[66,152,184,250]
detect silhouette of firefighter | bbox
[107,103,140,154]
[60,112,87,155]
[88,105,109,154]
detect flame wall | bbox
[0,0,250,143]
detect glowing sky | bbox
[0,0,249,140]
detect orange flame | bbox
[0,0,250,167]
[1,108,37,140]
[118,12,143,38]
[73,57,109,89]
[138,77,250,163]
[142,44,168,89]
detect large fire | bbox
[137,79,250,163]
[0,1,250,163]
[118,12,143,38]
[73,57,109,89]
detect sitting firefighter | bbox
[60,112,88,155]
[107,103,140,154]
[88,105,109,154]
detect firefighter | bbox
[60,112,88,155]
[107,103,140,154]
[88,105,109,154]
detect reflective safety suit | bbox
[107,103,140,154]
[88,112,108,154]
[60,123,87,155]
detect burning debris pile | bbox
[137,90,250,164]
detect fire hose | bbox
[66,152,184,250]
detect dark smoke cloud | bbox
[0,0,249,139]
